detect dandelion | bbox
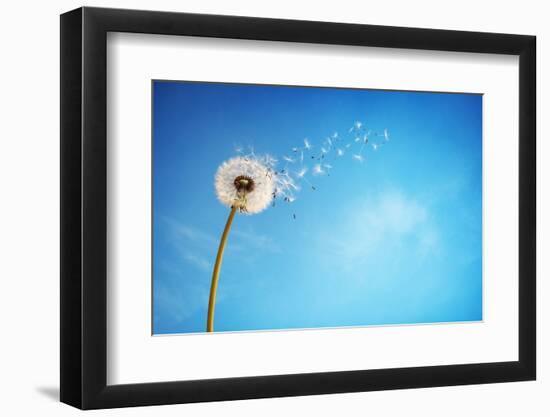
[215,157,274,214]
[208,156,274,332]
[206,121,390,331]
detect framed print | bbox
[60,6,536,410]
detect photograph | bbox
[152,80,483,335]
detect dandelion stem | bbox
[207,205,238,332]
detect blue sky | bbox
[152,80,482,335]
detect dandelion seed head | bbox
[215,156,274,214]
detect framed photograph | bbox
[60,6,536,410]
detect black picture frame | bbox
[60,6,536,410]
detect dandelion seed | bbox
[263,154,278,167]
[283,179,299,191]
[352,154,364,163]
[321,147,328,154]
[296,167,308,178]
[355,121,362,130]
[332,132,338,139]
[323,164,333,170]
[312,164,325,175]
[304,138,312,150]
[292,147,299,153]
[283,155,295,163]
[337,148,344,157]
[327,137,333,147]
[383,128,390,141]
[372,143,379,151]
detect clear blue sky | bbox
[152,80,482,335]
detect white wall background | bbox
[0,0,545,415]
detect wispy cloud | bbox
[167,219,218,248]
[365,191,427,234]
[154,280,209,324]
[323,190,439,270]
[232,228,280,253]
[182,252,211,272]
[159,216,281,275]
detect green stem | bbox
[207,205,238,332]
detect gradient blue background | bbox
[152,80,482,334]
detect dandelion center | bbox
[233,175,255,194]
